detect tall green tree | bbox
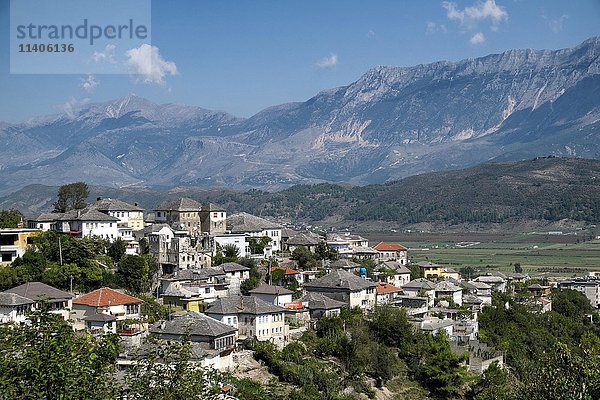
[0,209,22,228]
[53,182,89,213]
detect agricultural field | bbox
[363,231,600,277]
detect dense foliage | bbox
[53,182,89,213]
[0,209,22,228]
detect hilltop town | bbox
[0,185,598,399]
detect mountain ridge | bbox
[1,37,599,193]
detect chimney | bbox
[96,197,102,202]
[134,202,138,207]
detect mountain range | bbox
[1,37,599,194]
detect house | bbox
[558,277,600,308]
[199,203,227,235]
[373,242,408,264]
[27,213,57,231]
[416,261,446,280]
[0,228,38,265]
[72,287,143,321]
[298,292,345,320]
[402,278,436,307]
[220,262,251,295]
[474,275,507,293]
[375,282,403,304]
[226,212,283,254]
[0,292,34,324]
[214,233,249,258]
[527,283,551,297]
[445,267,461,281]
[419,318,454,336]
[147,228,212,274]
[249,284,293,307]
[160,268,228,311]
[271,266,304,285]
[377,261,411,288]
[326,233,369,253]
[55,209,120,241]
[390,296,429,317]
[90,197,144,231]
[303,270,376,311]
[155,197,204,233]
[286,231,322,253]
[328,259,361,273]
[434,281,463,306]
[205,295,288,343]
[5,282,73,320]
[461,281,492,306]
[82,313,117,334]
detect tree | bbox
[223,244,240,259]
[117,255,151,294]
[240,258,261,295]
[248,236,271,255]
[0,310,119,399]
[0,209,22,228]
[468,361,513,400]
[291,246,318,270]
[53,182,89,213]
[125,335,224,399]
[107,237,127,263]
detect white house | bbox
[434,281,463,306]
[402,278,436,307]
[373,242,408,264]
[72,287,143,322]
[303,270,376,311]
[214,234,249,258]
[55,209,120,242]
[90,198,145,231]
[0,292,34,324]
[377,261,412,288]
[5,282,73,321]
[226,212,283,254]
[248,284,293,307]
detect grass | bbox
[363,232,600,277]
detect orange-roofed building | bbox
[373,242,408,264]
[272,266,304,284]
[73,287,143,321]
[375,282,403,305]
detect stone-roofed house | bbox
[0,292,34,324]
[155,197,204,233]
[199,203,227,235]
[475,275,507,293]
[150,311,237,370]
[402,278,436,306]
[72,287,142,322]
[461,281,492,305]
[54,208,120,241]
[6,282,73,320]
[82,313,117,334]
[249,284,293,307]
[226,212,282,254]
[298,292,346,320]
[205,295,288,343]
[377,261,412,288]
[329,259,361,273]
[90,197,144,231]
[434,280,463,306]
[303,270,376,310]
[286,231,323,253]
[373,242,408,263]
[27,212,57,231]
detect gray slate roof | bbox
[287,232,322,246]
[6,282,73,302]
[57,208,119,222]
[201,203,225,212]
[205,296,284,316]
[156,198,203,212]
[0,292,34,306]
[220,262,250,273]
[249,284,292,295]
[304,270,376,291]
[226,212,281,233]
[403,278,436,290]
[298,292,345,310]
[435,281,462,292]
[83,313,117,322]
[378,261,411,274]
[329,259,361,270]
[150,311,236,338]
[31,212,58,222]
[90,198,143,212]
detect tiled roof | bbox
[91,198,143,212]
[6,282,73,302]
[150,311,236,338]
[298,292,345,310]
[156,197,203,212]
[378,261,411,274]
[205,295,284,316]
[373,242,407,251]
[0,292,34,306]
[376,282,403,294]
[304,270,376,291]
[226,212,281,232]
[73,287,142,307]
[402,278,435,290]
[249,284,292,295]
[272,266,300,276]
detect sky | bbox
[0,0,599,122]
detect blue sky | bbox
[0,0,599,122]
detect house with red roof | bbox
[72,287,143,322]
[375,282,403,305]
[373,242,408,264]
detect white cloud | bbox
[426,21,448,34]
[442,0,508,27]
[315,53,338,69]
[80,75,99,92]
[548,14,568,33]
[61,97,90,118]
[125,44,178,85]
[367,30,376,38]
[92,44,116,64]
[469,32,486,45]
